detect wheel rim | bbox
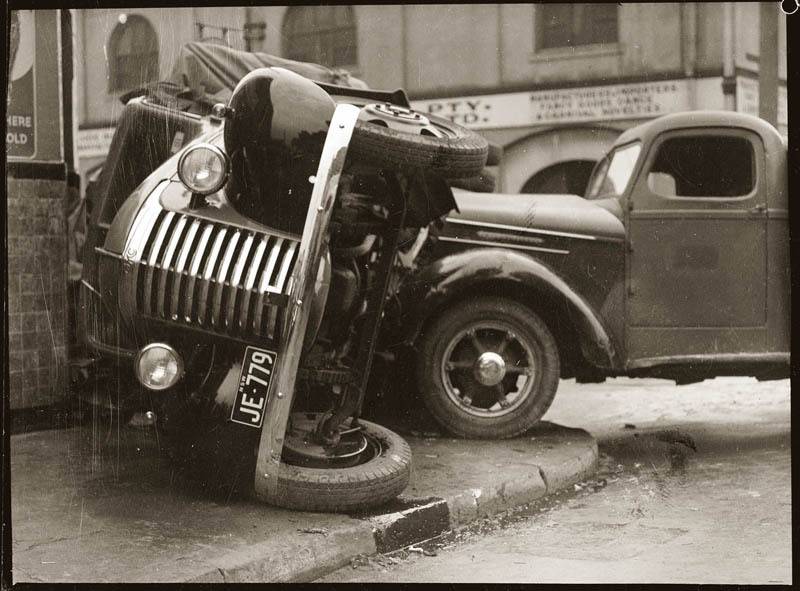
[359,102,458,139]
[440,321,539,418]
[281,412,381,469]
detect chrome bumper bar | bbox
[253,103,361,503]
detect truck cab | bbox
[601,111,789,371]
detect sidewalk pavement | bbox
[11,414,596,583]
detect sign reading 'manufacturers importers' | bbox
[411,79,692,129]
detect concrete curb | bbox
[186,520,379,583]
[185,425,598,582]
[369,433,598,554]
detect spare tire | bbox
[349,104,488,178]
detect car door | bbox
[626,127,768,363]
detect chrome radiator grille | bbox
[135,211,299,341]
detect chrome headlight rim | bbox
[177,143,230,196]
[134,342,184,391]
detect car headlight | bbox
[177,144,230,195]
[135,343,183,391]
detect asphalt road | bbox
[320,376,791,584]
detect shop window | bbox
[537,4,618,50]
[283,5,358,68]
[107,14,159,92]
[522,160,597,195]
[647,136,755,198]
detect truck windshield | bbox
[585,142,641,199]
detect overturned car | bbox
[78,43,490,511]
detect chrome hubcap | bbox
[365,103,431,126]
[360,103,452,138]
[475,351,506,386]
[441,322,538,418]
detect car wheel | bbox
[273,414,412,513]
[159,393,411,512]
[349,103,488,178]
[416,296,560,439]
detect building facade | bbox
[74,3,788,194]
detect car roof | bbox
[614,111,785,154]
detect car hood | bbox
[448,189,624,240]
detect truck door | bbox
[626,128,768,362]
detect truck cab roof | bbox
[614,110,785,155]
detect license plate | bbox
[230,346,278,428]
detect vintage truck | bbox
[399,111,790,439]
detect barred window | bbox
[538,4,618,50]
[107,14,159,92]
[283,5,357,68]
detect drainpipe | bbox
[681,3,697,109]
[81,10,89,124]
[496,4,505,193]
[244,7,252,51]
[682,3,697,78]
[758,3,778,126]
[721,2,736,111]
[496,4,505,86]
[401,6,409,90]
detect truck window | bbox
[585,142,641,199]
[647,135,755,198]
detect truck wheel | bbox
[350,103,488,178]
[416,297,560,439]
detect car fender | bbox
[400,247,617,370]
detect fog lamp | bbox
[135,343,183,391]
[177,144,229,195]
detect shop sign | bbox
[736,77,788,136]
[78,127,116,159]
[6,10,63,162]
[412,79,692,129]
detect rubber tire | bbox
[416,297,560,439]
[271,418,412,513]
[349,115,488,178]
[159,398,412,513]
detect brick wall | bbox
[7,176,69,409]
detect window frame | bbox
[282,5,358,70]
[535,3,619,52]
[585,141,643,201]
[637,129,761,203]
[107,14,159,94]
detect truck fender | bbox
[400,247,617,370]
